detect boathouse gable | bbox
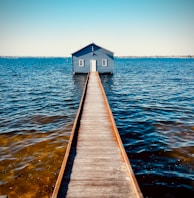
[72,43,114,74]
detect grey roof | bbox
[71,43,114,56]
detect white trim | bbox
[102,59,108,66]
[79,59,84,67]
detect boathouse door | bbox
[90,60,96,72]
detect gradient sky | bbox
[0,0,194,56]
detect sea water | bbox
[0,57,194,197]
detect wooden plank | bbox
[51,73,90,198]
[52,72,143,198]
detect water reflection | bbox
[72,74,88,97]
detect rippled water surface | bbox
[0,57,194,197]
[101,58,194,197]
[0,58,87,197]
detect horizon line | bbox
[0,55,194,58]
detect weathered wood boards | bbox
[52,72,143,198]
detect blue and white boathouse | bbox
[72,43,114,74]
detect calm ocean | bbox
[0,57,194,197]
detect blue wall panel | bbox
[72,43,114,74]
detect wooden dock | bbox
[52,72,143,198]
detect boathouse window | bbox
[79,59,84,67]
[102,59,108,66]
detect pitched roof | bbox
[71,43,114,55]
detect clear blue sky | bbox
[0,0,194,56]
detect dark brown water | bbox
[0,57,194,197]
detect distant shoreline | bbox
[0,55,194,58]
[116,55,194,58]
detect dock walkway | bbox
[52,72,143,198]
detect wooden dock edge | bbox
[52,73,90,198]
[52,72,143,197]
[96,72,143,198]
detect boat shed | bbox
[72,43,114,74]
